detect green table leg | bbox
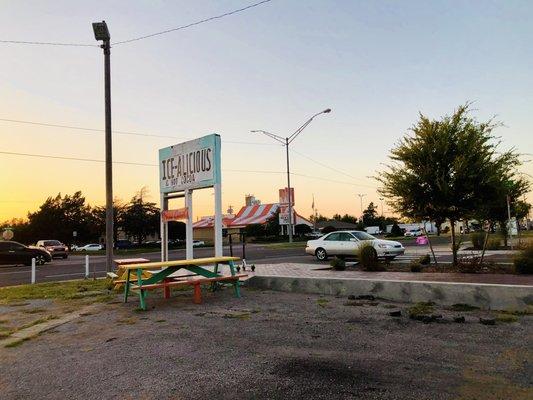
[137,267,147,310]
[124,269,131,303]
[210,263,220,292]
[229,260,241,298]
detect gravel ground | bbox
[0,287,531,400]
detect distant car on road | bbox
[36,240,69,259]
[404,229,423,237]
[192,240,205,247]
[304,232,323,239]
[77,244,104,252]
[0,241,52,266]
[305,230,404,261]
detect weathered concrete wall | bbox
[248,276,533,311]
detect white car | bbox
[192,240,205,247]
[404,229,423,237]
[77,244,104,251]
[305,230,405,261]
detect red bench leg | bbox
[193,283,202,304]
[163,282,171,299]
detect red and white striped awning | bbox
[229,204,280,227]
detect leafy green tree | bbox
[362,202,379,227]
[377,104,528,265]
[295,224,312,236]
[26,191,92,244]
[89,200,125,243]
[122,188,160,244]
[244,224,265,238]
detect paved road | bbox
[0,243,514,287]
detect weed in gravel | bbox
[116,317,137,325]
[155,319,166,323]
[495,314,519,323]
[316,298,330,308]
[408,302,435,318]
[18,315,58,331]
[22,308,46,314]
[450,304,479,312]
[223,312,251,320]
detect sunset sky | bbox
[1,0,532,223]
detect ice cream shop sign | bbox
[159,134,221,193]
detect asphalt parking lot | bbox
[1,288,530,399]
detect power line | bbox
[0,39,97,47]
[0,117,277,146]
[0,0,273,48]
[0,150,375,187]
[112,0,273,45]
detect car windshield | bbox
[350,231,376,240]
[44,240,61,246]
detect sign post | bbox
[159,134,222,260]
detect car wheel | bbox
[315,248,328,261]
[35,255,46,266]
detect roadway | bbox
[0,243,514,287]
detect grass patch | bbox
[496,308,533,316]
[495,314,519,323]
[316,298,330,308]
[22,308,47,314]
[262,242,307,249]
[0,279,109,304]
[408,302,435,317]
[4,338,30,348]
[222,312,251,320]
[18,315,58,331]
[116,317,137,325]
[450,303,480,312]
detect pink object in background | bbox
[416,236,428,245]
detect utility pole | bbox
[251,108,331,243]
[507,195,513,250]
[379,197,384,217]
[92,21,113,272]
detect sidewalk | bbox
[245,263,533,286]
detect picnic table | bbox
[122,256,246,310]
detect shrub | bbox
[457,256,482,273]
[514,243,533,274]
[418,254,431,265]
[390,223,402,236]
[330,256,346,271]
[410,262,422,272]
[358,243,384,271]
[486,236,501,250]
[322,225,337,234]
[470,232,486,250]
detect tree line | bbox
[0,188,183,245]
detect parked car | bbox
[115,240,133,250]
[36,240,69,259]
[304,231,323,239]
[305,230,405,261]
[404,229,423,237]
[192,240,205,247]
[77,244,104,251]
[0,241,52,266]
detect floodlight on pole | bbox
[251,108,332,242]
[357,194,366,225]
[92,20,113,272]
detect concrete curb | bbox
[1,304,99,348]
[248,275,533,311]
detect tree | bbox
[322,225,336,234]
[295,224,312,236]
[377,104,529,265]
[89,200,125,243]
[26,191,92,244]
[340,214,358,224]
[244,224,265,238]
[121,188,160,244]
[362,202,379,226]
[264,209,281,236]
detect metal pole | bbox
[286,138,293,243]
[103,37,114,273]
[31,258,36,284]
[507,195,513,250]
[85,255,89,278]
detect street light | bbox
[379,197,384,217]
[251,108,331,242]
[92,21,113,272]
[357,194,366,225]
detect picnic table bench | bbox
[122,256,246,310]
